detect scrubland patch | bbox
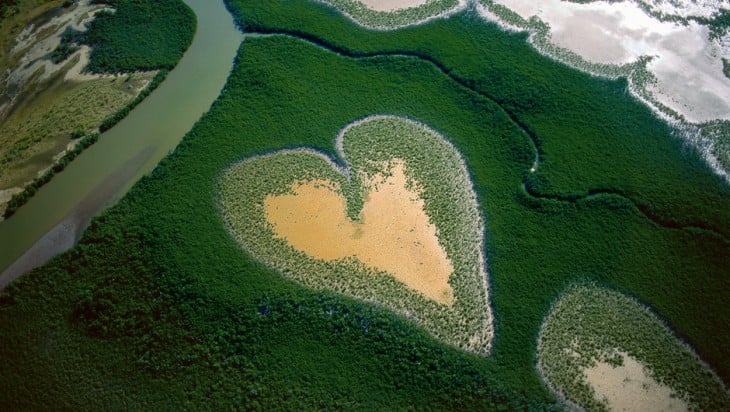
[0,70,155,190]
[219,116,493,353]
[537,284,729,411]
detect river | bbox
[0,0,243,287]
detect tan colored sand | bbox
[359,0,429,12]
[583,351,690,412]
[264,160,454,305]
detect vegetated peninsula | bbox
[0,0,195,218]
[0,0,727,410]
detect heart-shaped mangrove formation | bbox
[219,116,493,354]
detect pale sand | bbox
[63,45,112,82]
[483,0,730,123]
[264,160,454,305]
[6,0,112,88]
[1,0,113,121]
[359,0,429,12]
[584,351,690,412]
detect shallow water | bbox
[0,0,243,282]
[487,0,730,123]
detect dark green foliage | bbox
[49,41,78,64]
[0,0,17,18]
[80,0,196,73]
[226,0,730,238]
[45,0,194,72]
[48,27,83,64]
[700,8,730,39]
[70,125,85,139]
[0,0,728,409]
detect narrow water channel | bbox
[0,0,243,285]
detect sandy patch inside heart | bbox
[264,160,454,305]
[583,352,689,412]
[359,0,429,12]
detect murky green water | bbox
[0,0,242,276]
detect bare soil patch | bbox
[359,0,428,12]
[584,351,689,412]
[265,160,454,305]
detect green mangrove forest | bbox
[0,0,727,409]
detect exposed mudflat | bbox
[265,160,455,305]
[3,0,113,113]
[584,351,690,411]
[483,0,730,123]
[359,0,429,12]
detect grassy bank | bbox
[0,71,156,189]
[2,70,167,218]
[0,0,727,408]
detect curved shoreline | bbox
[535,283,730,410]
[0,0,243,286]
[316,0,468,30]
[474,1,730,183]
[333,116,494,345]
[0,146,155,289]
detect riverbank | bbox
[0,0,242,280]
[0,0,196,218]
[0,0,155,215]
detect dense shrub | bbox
[0,0,727,409]
[81,0,195,73]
